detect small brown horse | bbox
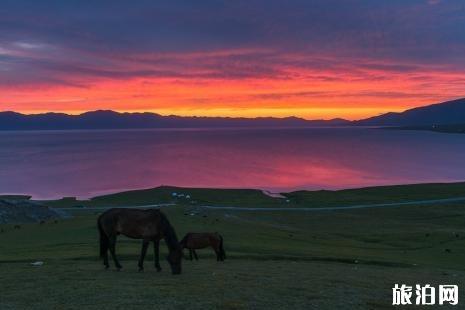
[179,232,226,261]
[97,208,183,274]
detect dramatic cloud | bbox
[1,0,465,119]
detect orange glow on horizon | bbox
[13,107,394,121]
[2,51,464,120]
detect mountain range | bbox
[1,97,464,130]
[355,97,465,126]
[0,110,350,130]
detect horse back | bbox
[99,208,163,240]
[182,232,221,249]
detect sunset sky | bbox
[1,0,465,120]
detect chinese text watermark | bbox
[393,284,458,306]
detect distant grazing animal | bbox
[14,225,21,230]
[0,228,4,233]
[97,208,182,274]
[39,220,45,225]
[179,232,226,261]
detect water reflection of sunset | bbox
[2,128,465,199]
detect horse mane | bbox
[159,211,180,250]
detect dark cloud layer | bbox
[2,1,465,63]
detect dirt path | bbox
[196,196,465,211]
[55,197,465,212]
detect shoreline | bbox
[2,181,465,212]
[2,180,465,203]
[386,124,465,134]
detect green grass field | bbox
[1,183,465,309]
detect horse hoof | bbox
[104,265,109,270]
[156,267,162,272]
[138,267,144,272]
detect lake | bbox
[1,127,464,199]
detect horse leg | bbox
[138,240,149,272]
[100,236,110,269]
[153,240,162,272]
[98,221,110,269]
[189,249,193,261]
[218,245,224,261]
[193,249,199,261]
[219,236,226,261]
[103,249,109,269]
[108,235,122,270]
[213,245,221,261]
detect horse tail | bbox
[98,217,109,258]
[218,234,226,260]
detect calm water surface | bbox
[1,127,464,199]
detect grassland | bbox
[1,183,465,309]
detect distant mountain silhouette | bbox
[355,97,465,126]
[0,110,350,130]
[3,97,464,130]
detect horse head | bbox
[167,245,182,275]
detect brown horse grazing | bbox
[97,208,182,274]
[179,232,226,261]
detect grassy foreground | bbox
[1,183,465,309]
